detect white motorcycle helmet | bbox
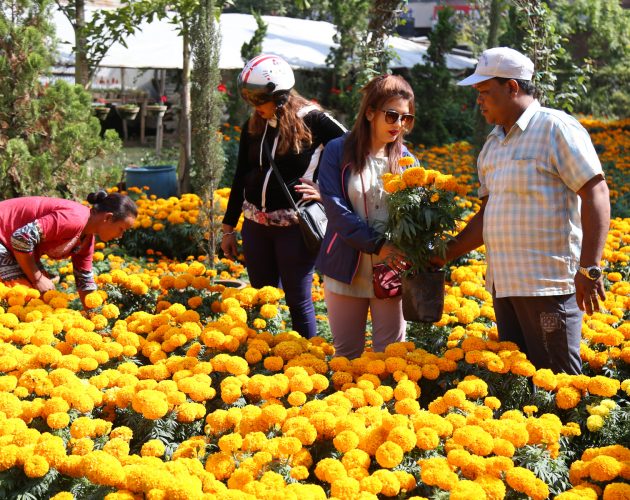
[237,54,295,108]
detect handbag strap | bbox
[359,171,376,268]
[262,140,300,212]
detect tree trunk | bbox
[487,0,502,48]
[473,0,504,153]
[74,0,90,88]
[178,29,192,194]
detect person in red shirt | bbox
[0,190,137,309]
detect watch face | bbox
[588,267,602,279]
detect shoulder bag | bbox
[262,141,327,255]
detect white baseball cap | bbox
[457,47,534,86]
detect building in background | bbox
[406,0,472,36]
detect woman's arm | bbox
[223,121,251,228]
[13,251,55,292]
[10,221,55,292]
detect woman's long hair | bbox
[343,74,415,174]
[247,90,318,156]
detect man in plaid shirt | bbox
[434,47,610,374]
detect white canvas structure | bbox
[53,10,476,71]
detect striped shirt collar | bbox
[489,99,541,140]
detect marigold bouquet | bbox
[382,155,469,274]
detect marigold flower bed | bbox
[0,119,628,499]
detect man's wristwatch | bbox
[579,265,602,281]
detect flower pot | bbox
[93,106,110,121]
[215,279,247,289]
[125,165,178,199]
[146,104,168,118]
[401,270,445,322]
[116,105,140,121]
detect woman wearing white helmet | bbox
[221,54,346,338]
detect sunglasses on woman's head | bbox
[381,109,414,127]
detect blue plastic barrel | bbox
[125,165,178,199]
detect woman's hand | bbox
[221,226,238,260]
[378,243,408,273]
[294,178,321,202]
[33,273,55,293]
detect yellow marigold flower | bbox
[50,493,74,500]
[218,433,243,453]
[532,369,557,391]
[450,480,487,500]
[556,386,582,410]
[372,469,401,496]
[453,425,494,456]
[384,178,406,194]
[603,483,630,499]
[288,391,307,406]
[401,166,427,187]
[290,465,309,481]
[375,441,404,468]
[589,455,622,482]
[395,398,420,415]
[394,379,419,400]
[505,467,549,500]
[398,155,416,167]
[333,430,360,453]
[24,454,50,478]
[586,415,604,432]
[83,292,103,310]
[131,390,169,420]
[388,426,417,452]
[588,375,620,397]
[259,304,278,319]
[47,412,70,430]
[330,477,361,498]
[315,457,346,483]
[492,438,515,457]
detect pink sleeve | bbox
[71,235,95,272]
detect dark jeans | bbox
[493,291,583,375]
[242,218,317,338]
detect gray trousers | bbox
[493,291,583,375]
[325,289,406,359]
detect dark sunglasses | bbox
[381,109,414,127]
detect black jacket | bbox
[223,107,346,227]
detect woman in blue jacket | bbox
[316,74,416,359]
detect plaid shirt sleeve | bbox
[549,119,603,193]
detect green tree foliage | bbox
[409,7,475,146]
[0,0,120,199]
[240,10,268,63]
[329,0,406,122]
[499,0,581,109]
[56,0,167,87]
[190,0,225,264]
[554,0,630,117]
[325,0,370,120]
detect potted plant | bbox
[92,104,110,121]
[115,103,140,121]
[382,156,470,322]
[146,103,168,117]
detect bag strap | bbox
[360,171,376,268]
[262,140,300,212]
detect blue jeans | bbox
[493,291,583,375]
[241,219,317,338]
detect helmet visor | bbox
[240,88,274,107]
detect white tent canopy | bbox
[53,10,476,71]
